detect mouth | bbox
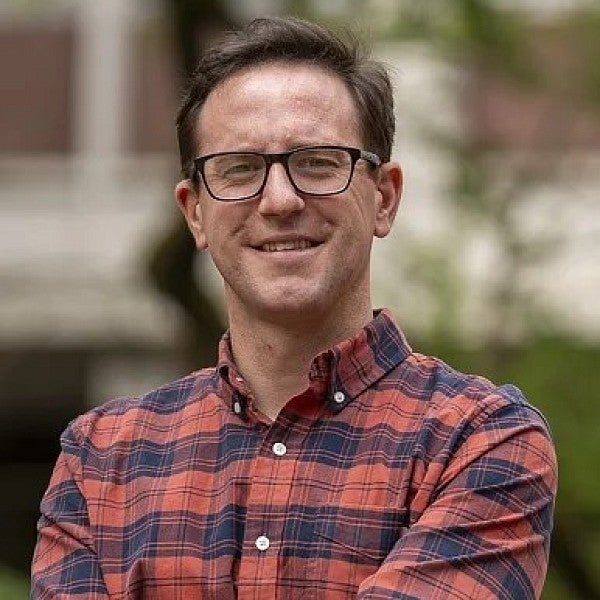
[257,239,321,252]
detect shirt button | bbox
[255,535,270,551]
[272,442,287,456]
[333,391,345,404]
[233,401,242,414]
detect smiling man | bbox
[32,16,557,600]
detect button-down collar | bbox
[216,309,411,417]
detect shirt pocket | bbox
[310,504,408,595]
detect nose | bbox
[257,163,305,218]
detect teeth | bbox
[261,240,313,252]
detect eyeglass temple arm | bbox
[360,150,382,167]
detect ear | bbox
[373,161,403,238]
[175,179,208,250]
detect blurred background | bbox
[1,0,599,597]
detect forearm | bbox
[357,405,557,599]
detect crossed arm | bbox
[356,404,557,599]
[32,405,556,599]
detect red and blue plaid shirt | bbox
[32,310,556,599]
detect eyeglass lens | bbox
[203,147,354,200]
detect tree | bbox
[148,0,236,369]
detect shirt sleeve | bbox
[31,422,110,599]
[357,401,557,600]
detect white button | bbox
[233,401,242,414]
[333,391,345,404]
[255,535,270,551]
[272,442,287,456]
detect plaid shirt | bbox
[32,310,556,599]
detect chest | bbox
[85,418,418,598]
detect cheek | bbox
[206,248,241,288]
[204,220,243,271]
[345,190,378,237]
[201,206,229,248]
[205,234,231,265]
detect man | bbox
[32,16,557,599]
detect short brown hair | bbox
[176,16,395,181]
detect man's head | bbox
[176,16,396,183]
[174,16,402,331]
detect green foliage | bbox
[543,566,584,600]
[448,0,533,77]
[401,239,464,343]
[0,564,29,600]
[562,8,600,109]
[583,12,600,107]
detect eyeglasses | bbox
[192,145,382,202]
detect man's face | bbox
[176,62,401,327]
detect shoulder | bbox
[393,351,553,462]
[382,352,557,516]
[62,368,218,451]
[397,350,541,416]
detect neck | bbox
[226,298,373,420]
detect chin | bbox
[253,289,330,322]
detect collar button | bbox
[333,391,345,404]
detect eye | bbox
[301,156,336,168]
[210,154,264,181]
[295,155,338,169]
[223,160,261,179]
[292,149,347,173]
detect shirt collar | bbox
[321,309,412,413]
[216,309,411,416]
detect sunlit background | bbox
[1,1,599,598]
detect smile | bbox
[259,240,319,252]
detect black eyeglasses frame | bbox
[192,145,382,202]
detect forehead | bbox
[195,61,362,153]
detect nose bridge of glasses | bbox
[262,151,296,189]
[256,152,306,213]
